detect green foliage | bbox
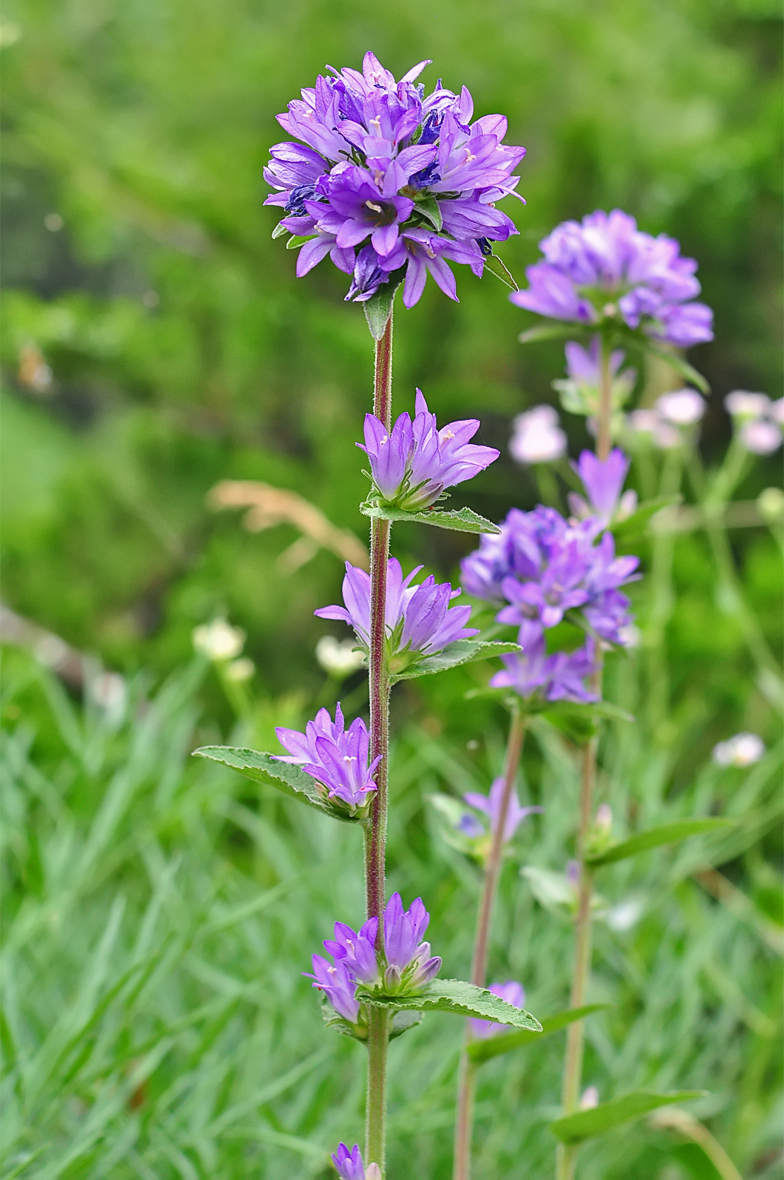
[587,818,736,868]
[389,640,522,684]
[550,1091,708,1144]
[366,980,542,1028]
[360,502,502,535]
[467,1004,609,1065]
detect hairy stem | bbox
[555,332,612,1180]
[453,709,526,1180]
[364,313,394,1174]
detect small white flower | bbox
[769,398,784,425]
[712,732,765,768]
[627,408,660,435]
[580,1086,600,1110]
[316,635,364,677]
[225,657,255,682]
[740,419,782,456]
[724,390,770,420]
[655,388,706,425]
[617,623,642,649]
[192,618,245,661]
[510,405,567,464]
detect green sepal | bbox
[321,1003,421,1042]
[467,1004,609,1065]
[610,495,682,543]
[363,270,406,340]
[192,747,365,824]
[271,222,288,240]
[483,254,518,291]
[360,501,501,535]
[519,323,591,345]
[550,1090,708,1145]
[364,978,542,1029]
[286,234,316,250]
[644,343,709,393]
[390,640,522,684]
[415,196,443,231]
[586,818,735,868]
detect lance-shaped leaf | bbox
[483,254,518,291]
[468,1004,609,1065]
[414,196,443,232]
[390,641,522,684]
[550,1090,708,1145]
[365,979,542,1029]
[286,234,317,250]
[519,323,591,344]
[610,495,682,544]
[360,501,501,535]
[193,747,364,824]
[362,270,406,340]
[587,818,735,868]
[644,342,709,393]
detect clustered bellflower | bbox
[510,209,713,348]
[462,775,542,842]
[316,558,477,672]
[309,894,441,1026]
[265,52,525,306]
[359,388,499,509]
[274,704,379,814]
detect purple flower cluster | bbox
[265,52,525,306]
[461,470,640,701]
[510,209,713,348]
[274,704,379,813]
[462,775,542,842]
[309,894,441,1024]
[359,388,499,509]
[469,981,526,1039]
[332,1145,381,1180]
[316,558,477,670]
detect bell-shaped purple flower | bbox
[274,703,380,813]
[307,955,361,1024]
[381,893,441,993]
[315,559,477,668]
[359,389,499,509]
[324,918,381,986]
[490,620,599,704]
[266,52,525,306]
[510,209,713,349]
[332,1144,381,1180]
[570,448,631,527]
[464,776,542,843]
[469,981,526,1038]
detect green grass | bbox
[2,618,781,1179]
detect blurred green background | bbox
[1,1,783,1178]
[1,0,782,686]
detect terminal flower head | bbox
[656,388,706,426]
[275,703,379,813]
[463,775,541,843]
[332,1144,381,1180]
[266,52,525,306]
[316,559,477,671]
[510,209,713,348]
[359,388,499,508]
[380,893,441,992]
[470,981,526,1039]
[509,405,567,465]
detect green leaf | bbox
[541,700,634,742]
[587,818,735,867]
[483,254,518,291]
[192,747,364,824]
[611,495,682,543]
[467,1004,609,1065]
[415,196,443,231]
[644,343,710,393]
[519,323,590,344]
[366,979,542,1029]
[363,270,405,340]
[271,222,288,240]
[391,640,522,684]
[285,234,316,249]
[550,1091,708,1145]
[360,501,501,535]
